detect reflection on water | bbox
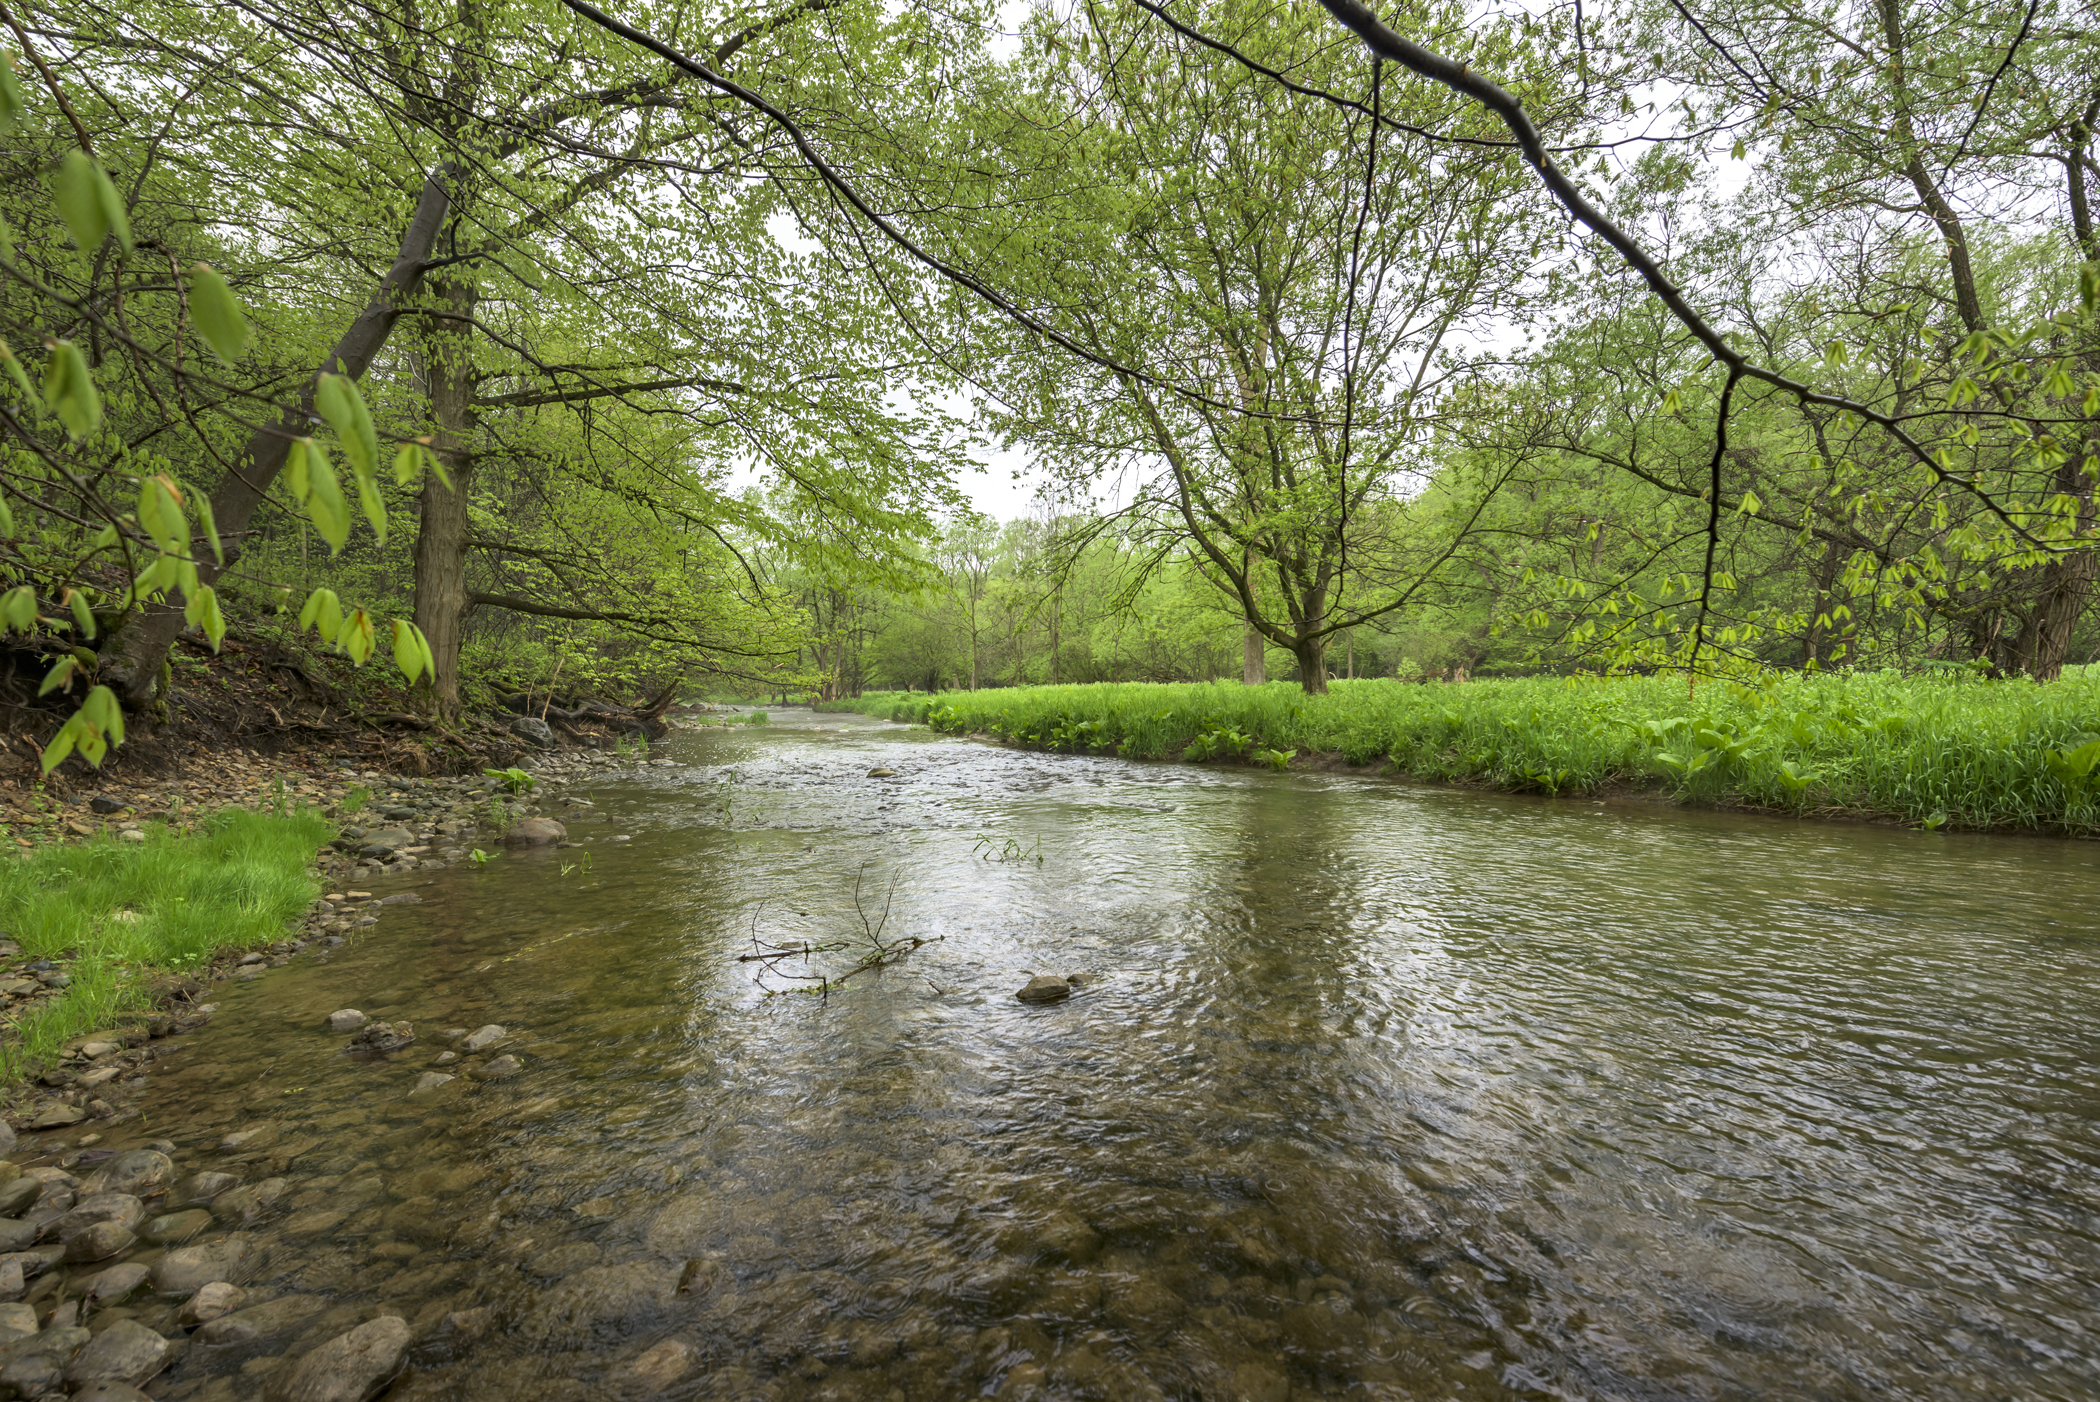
[84,711,2100,1399]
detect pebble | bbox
[177,1281,245,1326]
[140,1208,213,1246]
[219,1124,279,1154]
[471,1054,522,1080]
[867,767,897,777]
[625,1338,697,1390]
[63,1221,137,1262]
[325,1010,368,1032]
[83,1261,150,1305]
[0,1178,40,1217]
[149,1233,253,1295]
[460,1024,506,1052]
[410,1072,456,1095]
[174,1171,240,1207]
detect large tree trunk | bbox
[102,165,459,708]
[1294,636,1329,695]
[1242,623,1266,686]
[2028,548,2097,683]
[412,277,479,719]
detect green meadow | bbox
[823,669,2100,835]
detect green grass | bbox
[820,669,2100,834]
[0,808,333,1080]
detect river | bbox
[95,709,2100,1400]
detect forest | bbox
[0,0,2094,763]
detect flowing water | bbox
[73,710,2100,1400]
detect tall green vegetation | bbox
[826,671,2100,833]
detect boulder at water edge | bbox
[510,715,556,746]
[1017,975,1072,1004]
[504,817,566,845]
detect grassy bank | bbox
[0,809,332,1080]
[821,670,2100,835]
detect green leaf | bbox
[194,490,224,565]
[38,655,79,695]
[0,210,13,267]
[2083,264,2099,314]
[393,618,431,684]
[184,584,226,648]
[1738,489,1762,515]
[1,584,34,631]
[0,338,41,414]
[392,442,425,488]
[297,439,351,552]
[0,493,11,537]
[340,607,376,664]
[354,467,387,548]
[66,587,95,639]
[0,53,25,136]
[186,264,251,363]
[297,587,343,642]
[315,372,379,482]
[41,339,100,438]
[137,475,186,551]
[52,150,130,255]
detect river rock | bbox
[47,1191,146,1242]
[177,1281,245,1326]
[210,1177,288,1222]
[326,1010,368,1032]
[867,767,897,777]
[0,1245,64,1279]
[624,1338,696,1390]
[0,1178,41,1219]
[0,1126,14,1157]
[409,1073,455,1096]
[219,1124,280,1154]
[1016,975,1071,1004]
[0,1220,34,1254]
[150,1233,253,1294]
[357,826,415,856]
[26,1103,85,1130]
[0,1303,29,1341]
[0,1325,88,1394]
[267,1314,410,1402]
[62,1318,171,1387]
[504,818,566,846]
[70,1385,156,1402]
[460,1024,506,1052]
[80,1151,173,1199]
[0,1258,19,1302]
[470,1054,522,1081]
[1230,1362,1291,1402]
[509,715,555,746]
[174,1172,239,1207]
[198,1292,326,1345]
[64,1220,137,1262]
[84,1261,150,1305]
[348,1021,414,1054]
[142,1208,214,1245]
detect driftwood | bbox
[503,681,680,736]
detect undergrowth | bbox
[0,808,332,1080]
[819,670,2100,834]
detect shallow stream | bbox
[70,710,2100,1399]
